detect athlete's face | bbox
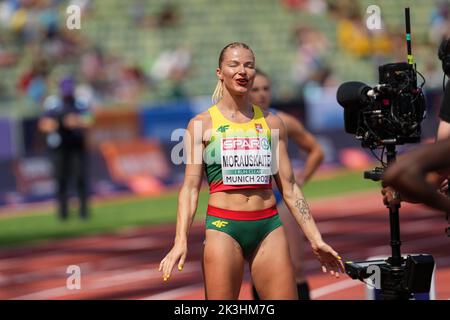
[250,74,271,110]
[216,47,255,97]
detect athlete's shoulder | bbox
[194,109,212,121]
[187,109,212,133]
[264,108,285,130]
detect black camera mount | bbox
[345,144,435,300]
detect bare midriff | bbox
[208,188,276,211]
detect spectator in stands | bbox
[16,55,50,107]
[0,1,17,29]
[281,0,326,14]
[70,0,94,14]
[79,47,110,103]
[129,0,147,27]
[291,26,330,89]
[0,37,19,67]
[429,0,450,45]
[150,45,191,98]
[336,8,371,58]
[156,2,180,28]
[38,2,84,62]
[8,2,31,46]
[130,1,180,29]
[114,64,149,104]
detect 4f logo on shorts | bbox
[211,220,228,228]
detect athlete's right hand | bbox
[159,242,188,281]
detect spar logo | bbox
[222,137,270,150]
[260,137,270,150]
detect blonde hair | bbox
[211,42,255,104]
[212,80,224,104]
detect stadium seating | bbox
[0,0,436,115]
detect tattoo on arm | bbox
[294,198,312,223]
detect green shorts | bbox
[205,206,283,258]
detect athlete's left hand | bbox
[311,240,345,278]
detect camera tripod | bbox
[365,145,403,266]
[346,144,435,300]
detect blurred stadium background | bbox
[0,0,449,300]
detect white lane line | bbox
[91,264,200,288]
[141,284,204,300]
[1,253,148,286]
[310,279,362,299]
[142,278,362,300]
[11,286,70,300]
[1,254,155,288]
[10,264,200,300]
[0,237,167,266]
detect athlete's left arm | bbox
[267,113,344,277]
[277,111,324,186]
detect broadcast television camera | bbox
[337,62,426,149]
[336,8,435,300]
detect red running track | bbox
[0,190,449,300]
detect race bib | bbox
[221,137,272,185]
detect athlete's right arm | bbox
[159,115,206,281]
